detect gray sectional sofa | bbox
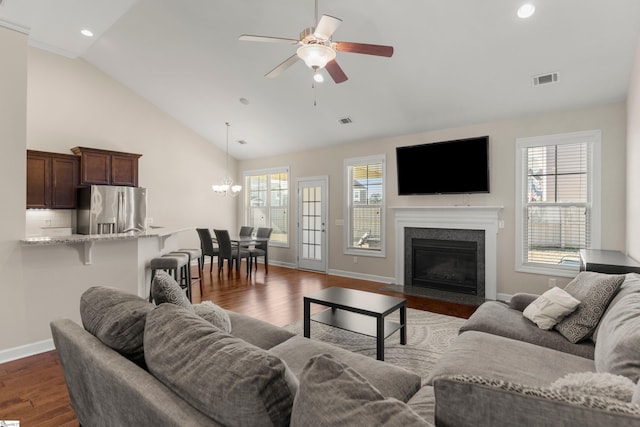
[51,271,640,426]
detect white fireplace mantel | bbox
[391,206,504,300]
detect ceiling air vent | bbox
[337,117,353,125]
[533,72,559,86]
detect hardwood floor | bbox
[0,263,476,426]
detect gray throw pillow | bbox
[151,270,193,310]
[80,286,154,367]
[144,304,298,427]
[555,272,625,343]
[290,354,430,427]
[193,300,231,333]
[595,293,640,382]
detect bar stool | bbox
[172,248,203,296]
[149,253,191,302]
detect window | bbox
[515,130,601,277]
[344,155,385,257]
[244,167,289,246]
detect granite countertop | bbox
[21,227,193,246]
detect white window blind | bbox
[244,168,289,246]
[345,155,385,257]
[516,130,601,276]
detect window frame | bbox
[243,166,290,248]
[515,130,601,277]
[344,154,386,258]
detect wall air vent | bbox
[533,72,559,86]
[337,117,353,125]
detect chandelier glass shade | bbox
[297,43,336,70]
[212,122,242,197]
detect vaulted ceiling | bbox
[2,0,640,159]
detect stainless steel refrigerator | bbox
[76,185,147,235]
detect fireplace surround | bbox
[391,206,503,302]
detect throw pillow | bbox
[594,293,640,382]
[523,287,581,330]
[144,304,298,427]
[151,270,193,310]
[550,372,636,402]
[193,300,232,333]
[449,375,640,416]
[290,354,430,427]
[555,272,625,343]
[80,286,154,367]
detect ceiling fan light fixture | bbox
[297,44,336,70]
[517,3,536,19]
[313,71,324,83]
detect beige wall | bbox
[627,37,640,259]
[0,42,238,358]
[240,103,628,296]
[0,27,29,351]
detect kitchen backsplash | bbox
[25,210,75,237]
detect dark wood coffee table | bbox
[303,287,407,361]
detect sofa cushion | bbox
[426,331,595,387]
[406,385,436,424]
[550,372,636,402]
[226,310,296,350]
[144,304,298,427]
[193,300,231,333]
[270,335,421,403]
[151,271,193,310]
[80,286,153,367]
[595,293,640,382]
[555,272,625,343]
[460,301,595,359]
[593,273,640,343]
[523,287,581,330]
[290,354,430,427]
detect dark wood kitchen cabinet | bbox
[27,150,79,209]
[71,147,142,187]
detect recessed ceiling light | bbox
[80,28,94,37]
[517,4,535,19]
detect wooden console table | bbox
[579,249,640,274]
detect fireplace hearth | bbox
[391,206,503,303]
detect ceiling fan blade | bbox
[333,41,394,57]
[239,34,299,45]
[265,54,301,79]
[314,15,342,40]
[325,60,348,84]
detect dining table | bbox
[212,234,270,272]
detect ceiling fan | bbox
[239,0,394,84]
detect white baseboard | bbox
[496,292,512,303]
[0,338,54,364]
[327,269,394,284]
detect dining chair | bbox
[249,227,272,274]
[214,229,250,274]
[196,228,220,273]
[239,226,254,237]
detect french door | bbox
[297,177,328,272]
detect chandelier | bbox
[212,122,242,196]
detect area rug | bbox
[283,308,466,382]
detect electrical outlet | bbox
[146,217,154,224]
[548,278,557,289]
[353,256,358,264]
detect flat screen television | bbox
[396,136,490,195]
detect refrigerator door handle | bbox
[117,191,125,233]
